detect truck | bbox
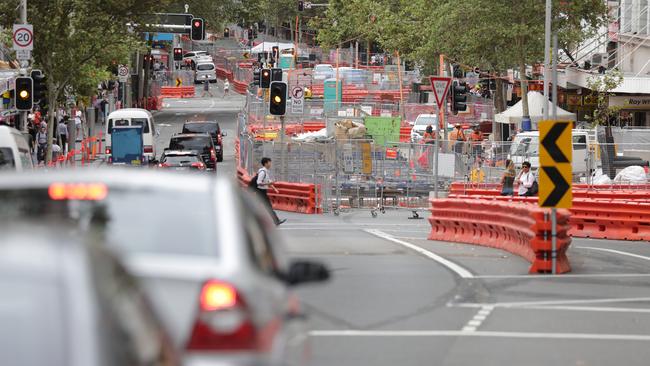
[108,126,146,166]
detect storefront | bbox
[609,95,650,127]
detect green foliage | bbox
[586,69,624,126]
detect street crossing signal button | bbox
[539,120,572,208]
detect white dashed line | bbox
[462,305,494,332]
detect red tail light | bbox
[217,135,223,144]
[158,163,171,168]
[144,145,154,153]
[105,147,111,154]
[210,148,216,162]
[186,280,256,351]
[191,162,205,170]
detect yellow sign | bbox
[538,120,572,208]
[361,142,372,175]
[175,78,182,87]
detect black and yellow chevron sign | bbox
[538,120,572,208]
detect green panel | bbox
[324,79,341,113]
[364,116,401,145]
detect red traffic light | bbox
[194,21,200,27]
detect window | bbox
[573,135,587,150]
[131,118,150,133]
[196,64,214,71]
[0,148,15,170]
[108,119,130,134]
[169,137,212,153]
[240,194,279,275]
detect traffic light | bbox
[31,70,47,105]
[173,47,183,61]
[247,27,254,41]
[451,80,468,114]
[191,18,205,41]
[272,46,279,61]
[15,76,33,111]
[452,64,464,79]
[298,0,304,11]
[224,27,230,38]
[269,81,287,116]
[261,68,271,88]
[271,68,283,82]
[253,68,261,86]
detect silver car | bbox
[195,62,217,83]
[0,170,329,366]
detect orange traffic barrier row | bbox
[160,86,195,98]
[429,198,572,274]
[448,194,650,242]
[236,167,322,214]
[232,79,248,95]
[449,182,650,201]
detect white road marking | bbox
[309,330,650,341]
[576,246,650,262]
[455,296,650,309]
[473,273,650,279]
[363,229,474,279]
[501,305,650,314]
[461,305,494,332]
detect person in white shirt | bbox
[74,111,82,141]
[57,118,68,153]
[256,157,286,225]
[517,161,536,196]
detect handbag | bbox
[529,180,539,195]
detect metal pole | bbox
[551,33,558,275]
[434,129,440,198]
[543,0,551,120]
[439,54,447,142]
[552,34,558,120]
[19,0,28,132]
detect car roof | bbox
[163,150,200,156]
[172,133,212,138]
[183,121,219,125]
[107,108,152,119]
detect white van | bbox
[508,129,597,175]
[0,125,34,171]
[194,62,217,83]
[106,109,157,161]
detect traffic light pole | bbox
[19,0,28,132]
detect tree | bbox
[0,0,165,163]
[586,69,623,127]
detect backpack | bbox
[248,169,264,190]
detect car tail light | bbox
[105,147,111,155]
[210,148,216,162]
[186,280,257,351]
[158,163,171,168]
[191,162,205,170]
[144,145,154,153]
[217,135,223,144]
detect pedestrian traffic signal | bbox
[247,27,254,41]
[224,27,230,38]
[191,18,205,41]
[173,47,183,61]
[253,68,261,86]
[298,0,304,11]
[15,76,33,111]
[451,80,468,114]
[272,46,279,61]
[269,81,287,116]
[452,64,464,79]
[261,68,271,88]
[271,68,283,82]
[31,70,47,105]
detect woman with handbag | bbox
[517,161,538,197]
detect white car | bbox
[194,62,217,83]
[313,64,334,81]
[182,51,211,69]
[410,114,439,142]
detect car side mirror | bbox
[221,131,227,137]
[285,260,330,286]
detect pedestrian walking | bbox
[251,157,286,226]
[58,118,68,154]
[36,125,48,164]
[201,80,214,97]
[223,79,230,98]
[74,111,82,141]
[51,139,61,165]
[517,161,538,197]
[500,159,516,196]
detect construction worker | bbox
[449,124,466,153]
[469,126,483,161]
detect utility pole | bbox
[19,0,28,132]
[543,0,551,120]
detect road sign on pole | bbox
[429,76,451,111]
[175,77,182,87]
[13,24,33,51]
[117,65,129,82]
[15,49,31,61]
[538,120,572,208]
[291,86,304,114]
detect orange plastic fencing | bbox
[429,198,572,274]
[236,167,322,214]
[160,86,195,98]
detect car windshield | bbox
[415,117,437,126]
[163,155,201,164]
[315,65,332,71]
[0,186,217,256]
[183,123,219,136]
[0,147,15,170]
[196,64,214,71]
[130,118,150,133]
[169,136,211,152]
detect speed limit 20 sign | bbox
[13,24,34,51]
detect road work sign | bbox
[539,120,572,208]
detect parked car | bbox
[181,121,225,162]
[410,114,439,142]
[183,51,211,69]
[158,150,206,171]
[168,133,217,171]
[195,62,217,83]
[0,223,180,366]
[0,125,33,171]
[313,64,335,81]
[0,170,330,366]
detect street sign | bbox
[13,24,34,51]
[117,65,129,82]
[429,76,451,110]
[291,86,304,114]
[15,49,31,61]
[176,77,182,87]
[539,120,572,208]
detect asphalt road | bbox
[155,89,650,366]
